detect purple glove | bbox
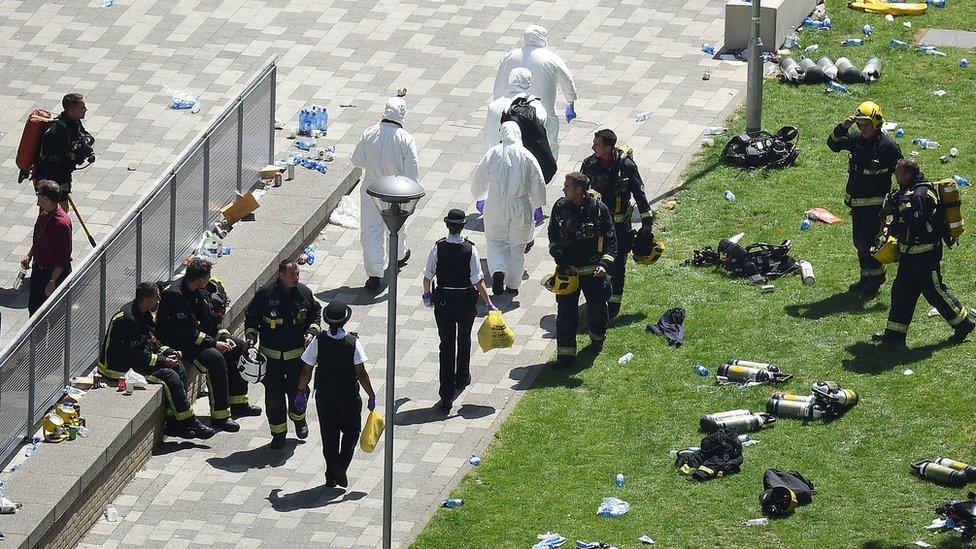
[294,391,308,412]
[565,102,577,123]
[423,292,433,308]
[533,207,544,227]
[487,302,498,311]
[368,396,376,411]
[476,199,486,214]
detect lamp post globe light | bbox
[365,174,424,549]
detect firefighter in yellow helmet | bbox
[547,172,617,369]
[827,101,903,297]
[872,158,975,344]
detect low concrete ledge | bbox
[724,0,817,51]
[0,159,360,548]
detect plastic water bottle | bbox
[738,434,751,443]
[953,175,970,187]
[842,39,864,47]
[800,260,815,285]
[469,455,481,466]
[634,111,651,122]
[298,109,308,136]
[890,39,909,49]
[863,24,873,36]
[800,218,812,230]
[745,518,769,526]
[826,81,848,94]
[321,107,329,133]
[928,0,946,7]
[617,353,634,365]
[913,138,940,149]
[925,49,948,57]
[784,31,800,50]
[705,126,727,136]
[615,473,625,487]
[693,364,710,377]
[804,45,820,53]
[304,244,317,265]
[724,190,736,203]
[961,59,969,68]
[701,43,715,55]
[895,128,905,138]
[105,505,119,522]
[13,267,27,290]
[803,17,828,29]
[443,499,464,508]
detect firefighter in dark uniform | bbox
[827,101,903,297]
[548,172,618,369]
[245,259,322,449]
[99,282,215,439]
[156,258,260,432]
[422,209,495,413]
[581,129,654,319]
[298,301,377,488]
[27,93,94,208]
[872,158,975,344]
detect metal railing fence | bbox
[0,56,278,468]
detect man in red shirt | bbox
[22,180,73,315]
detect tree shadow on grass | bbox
[206,439,305,472]
[268,486,365,512]
[784,291,885,320]
[843,339,956,375]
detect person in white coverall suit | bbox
[471,121,546,296]
[485,68,547,150]
[351,98,419,292]
[493,25,578,160]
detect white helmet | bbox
[238,348,268,384]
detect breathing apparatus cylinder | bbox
[812,380,841,393]
[770,392,817,404]
[717,363,775,383]
[798,57,826,83]
[913,460,970,487]
[699,409,753,432]
[766,398,824,420]
[816,57,838,80]
[730,359,781,371]
[934,458,976,482]
[700,411,774,434]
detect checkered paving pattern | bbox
[0,0,750,546]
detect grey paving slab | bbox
[919,28,976,49]
[23,0,754,546]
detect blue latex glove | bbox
[476,199,486,214]
[487,302,498,311]
[368,396,376,411]
[565,102,577,123]
[422,292,433,308]
[533,207,544,227]
[294,391,308,411]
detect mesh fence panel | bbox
[174,146,205,262]
[210,113,239,219]
[67,259,102,378]
[241,77,271,189]
[105,222,139,325]
[32,300,67,421]
[142,181,173,284]
[0,340,30,448]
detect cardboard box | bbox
[259,164,281,180]
[221,191,260,224]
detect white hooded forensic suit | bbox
[485,68,548,150]
[471,122,546,291]
[493,25,578,159]
[351,98,419,279]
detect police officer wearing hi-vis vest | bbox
[547,172,617,369]
[827,101,903,298]
[422,209,495,413]
[581,129,654,319]
[245,259,321,449]
[872,158,975,345]
[156,258,261,433]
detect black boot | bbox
[553,355,574,369]
[211,417,241,432]
[608,302,621,319]
[365,276,382,292]
[294,419,309,440]
[336,469,349,488]
[269,432,286,450]
[176,418,215,440]
[492,272,505,296]
[951,318,976,343]
[231,403,262,418]
[848,278,867,293]
[871,330,906,345]
[859,275,886,298]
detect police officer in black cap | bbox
[298,301,376,488]
[422,209,495,413]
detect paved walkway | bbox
[53,0,748,546]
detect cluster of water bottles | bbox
[298,105,329,136]
[288,153,329,174]
[298,244,317,265]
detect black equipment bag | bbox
[501,95,557,183]
[722,126,799,170]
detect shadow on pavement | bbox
[0,288,28,309]
[394,401,496,426]
[206,439,305,472]
[784,291,885,320]
[456,404,495,420]
[267,486,366,512]
[316,286,388,306]
[539,314,556,339]
[153,439,211,456]
[842,339,955,375]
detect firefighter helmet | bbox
[542,268,580,295]
[238,348,268,384]
[853,101,884,129]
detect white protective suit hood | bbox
[500,120,521,147]
[384,98,407,124]
[523,25,548,48]
[506,68,532,95]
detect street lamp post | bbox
[365,174,425,549]
[746,0,764,133]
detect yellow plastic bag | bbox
[478,310,515,352]
[359,410,385,453]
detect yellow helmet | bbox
[56,403,80,427]
[633,229,665,265]
[872,235,900,264]
[854,101,884,129]
[542,268,580,295]
[42,413,69,443]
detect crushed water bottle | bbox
[693,364,710,377]
[744,518,769,526]
[617,352,634,365]
[913,138,940,149]
[13,268,27,291]
[800,218,812,230]
[705,126,727,136]
[724,190,736,203]
[863,24,873,36]
[784,31,800,50]
[804,44,820,53]
[961,59,970,68]
[890,39,909,48]
[738,434,751,443]
[469,455,481,466]
[953,175,970,187]
[443,499,464,508]
[105,505,119,522]
[701,43,716,55]
[803,17,831,29]
[826,81,848,94]
[927,0,946,7]
[304,244,317,265]
[634,111,651,122]
[615,473,625,487]
[895,128,905,138]
[842,38,864,47]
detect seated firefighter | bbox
[156,258,261,432]
[98,282,215,439]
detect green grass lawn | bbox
[413,2,976,547]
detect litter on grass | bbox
[597,497,630,517]
[533,532,568,549]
